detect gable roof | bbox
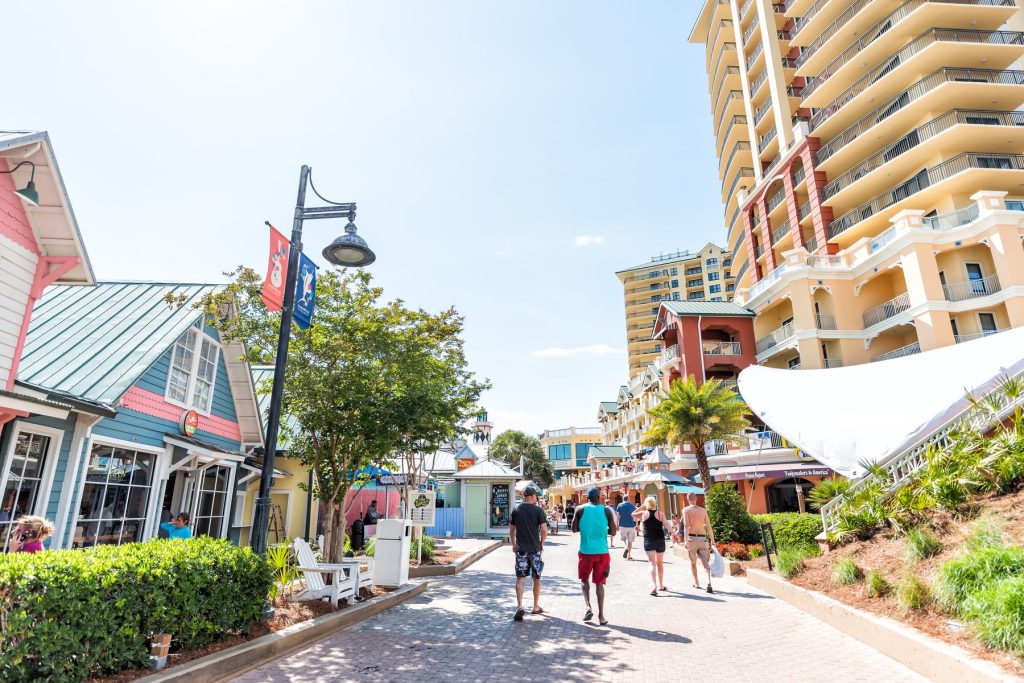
[588,444,626,461]
[599,401,619,414]
[454,458,521,479]
[661,301,754,317]
[19,282,221,404]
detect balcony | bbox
[716,115,748,158]
[772,221,790,245]
[871,342,921,362]
[809,29,1024,134]
[798,201,812,221]
[747,262,788,300]
[754,97,772,124]
[808,254,844,268]
[824,358,844,368]
[796,0,875,71]
[742,18,758,44]
[804,235,819,253]
[722,141,753,184]
[713,67,741,104]
[756,321,796,355]
[814,68,1024,166]
[863,293,912,328]
[788,362,802,370]
[766,187,786,213]
[735,259,750,284]
[827,152,1024,241]
[750,69,767,96]
[924,203,979,230]
[792,165,806,186]
[746,43,764,72]
[955,330,1005,343]
[660,345,680,366]
[944,274,1001,302]
[724,168,755,205]
[758,127,777,153]
[821,111,1024,203]
[703,341,743,356]
[816,313,837,330]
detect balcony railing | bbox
[756,320,796,354]
[955,330,1004,343]
[869,227,897,254]
[871,342,921,362]
[758,127,777,153]
[716,379,740,392]
[824,358,845,368]
[816,313,837,330]
[735,258,750,283]
[808,254,844,268]
[772,221,790,244]
[801,0,1016,99]
[822,110,1024,201]
[747,262,787,300]
[754,243,764,258]
[712,67,741,107]
[944,274,1001,302]
[828,152,1024,241]
[767,187,786,212]
[750,69,767,95]
[804,235,819,253]
[798,201,812,221]
[924,203,980,231]
[704,341,743,355]
[746,43,764,72]
[725,168,755,204]
[755,97,772,123]
[815,68,1024,165]
[743,430,792,451]
[717,115,748,158]
[792,165,806,186]
[793,0,831,38]
[660,345,680,365]
[722,141,752,185]
[788,362,803,370]
[716,89,743,117]
[810,30,1024,133]
[742,18,758,44]
[797,0,874,69]
[710,44,738,100]
[863,293,911,328]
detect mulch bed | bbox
[785,488,1024,677]
[90,585,392,682]
[415,549,465,566]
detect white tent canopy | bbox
[737,327,1024,478]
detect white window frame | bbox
[0,423,64,547]
[163,325,221,416]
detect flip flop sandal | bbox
[650,589,658,596]
[531,607,544,615]
[583,609,594,622]
[599,619,609,626]
[706,585,714,594]
[514,608,525,622]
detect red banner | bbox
[261,225,290,312]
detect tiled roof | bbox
[18,282,220,403]
[661,301,754,317]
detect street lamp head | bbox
[322,221,376,267]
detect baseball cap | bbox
[521,482,542,497]
[587,487,600,502]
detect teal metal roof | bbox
[251,365,275,424]
[661,301,754,317]
[599,401,619,414]
[18,282,221,404]
[588,445,627,460]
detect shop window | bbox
[75,443,156,547]
[0,431,53,547]
[166,327,221,413]
[193,465,231,538]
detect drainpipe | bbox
[697,317,706,383]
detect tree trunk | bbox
[694,445,712,506]
[323,501,347,564]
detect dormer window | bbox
[166,327,220,413]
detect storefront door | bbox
[465,485,487,534]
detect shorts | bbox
[578,552,611,585]
[619,527,636,544]
[643,537,666,554]
[685,538,711,569]
[514,551,544,579]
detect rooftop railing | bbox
[756,320,796,354]
[871,341,921,362]
[810,30,1024,133]
[828,152,1024,241]
[944,273,1001,302]
[815,68,1024,166]
[863,292,911,328]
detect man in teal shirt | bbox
[571,487,617,625]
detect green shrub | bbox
[935,545,1024,613]
[0,537,273,682]
[865,570,889,598]
[897,574,932,611]
[753,513,823,548]
[706,483,761,544]
[807,476,852,510]
[748,544,764,558]
[962,576,1024,652]
[775,543,820,579]
[905,528,943,563]
[831,557,863,586]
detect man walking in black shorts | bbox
[509,483,548,621]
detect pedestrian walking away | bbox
[572,487,617,626]
[682,493,717,594]
[604,498,617,548]
[509,483,548,621]
[564,502,576,532]
[632,496,673,595]
[615,494,637,559]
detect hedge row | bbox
[0,537,273,682]
[753,512,823,548]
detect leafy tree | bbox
[199,267,487,562]
[642,376,750,495]
[706,483,761,544]
[489,430,554,486]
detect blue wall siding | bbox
[136,335,239,425]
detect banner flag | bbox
[261,225,290,312]
[293,252,318,330]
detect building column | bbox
[973,191,1024,328]
[781,165,805,248]
[797,140,834,254]
[741,205,761,283]
[757,196,777,272]
[895,210,955,350]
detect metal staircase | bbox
[820,371,1024,535]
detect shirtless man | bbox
[682,493,717,593]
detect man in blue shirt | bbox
[615,495,637,559]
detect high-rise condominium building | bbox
[690,0,1024,369]
[617,242,736,376]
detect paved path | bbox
[233,533,927,682]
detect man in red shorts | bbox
[571,487,617,625]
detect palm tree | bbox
[643,376,750,491]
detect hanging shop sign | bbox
[179,410,199,437]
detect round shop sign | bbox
[180,410,199,437]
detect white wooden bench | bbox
[291,538,359,607]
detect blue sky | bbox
[5,2,724,436]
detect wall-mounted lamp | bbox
[0,161,39,206]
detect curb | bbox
[747,569,1016,683]
[138,581,428,683]
[409,539,503,577]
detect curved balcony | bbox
[734,258,750,287]
[810,30,1024,134]
[924,203,979,230]
[800,0,1017,103]
[863,293,911,328]
[944,274,1001,302]
[827,152,1024,241]
[821,110,1024,203]
[758,126,777,154]
[756,321,796,355]
[871,341,921,362]
[724,167,755,205]
[814,68,1024,167]
[754,97,772,124]
[710,44,738,99]
[745,43,764,72]
[721,141,752,182]
[712,67,741,105]
[749,69,767,97]
[716,114,748,158]
[796,0,875,70]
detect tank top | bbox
[578,504,610,555]
[643,511,665,540]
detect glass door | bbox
[0,432,52,548]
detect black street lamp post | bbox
[250,165,375,557]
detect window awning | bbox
[667,484,705,494]
[165,433,247,466]
[712,463,834,482]
[737,327,1024,477]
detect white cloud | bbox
[573,235,604,248]
[531,344,625,359]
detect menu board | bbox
[490,483,510,527]
[407,490,436,527]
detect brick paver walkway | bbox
[232,534,926,682]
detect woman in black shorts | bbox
[632,495,674,596]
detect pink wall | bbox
[0,160,39,256]
[344,488,403,528]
